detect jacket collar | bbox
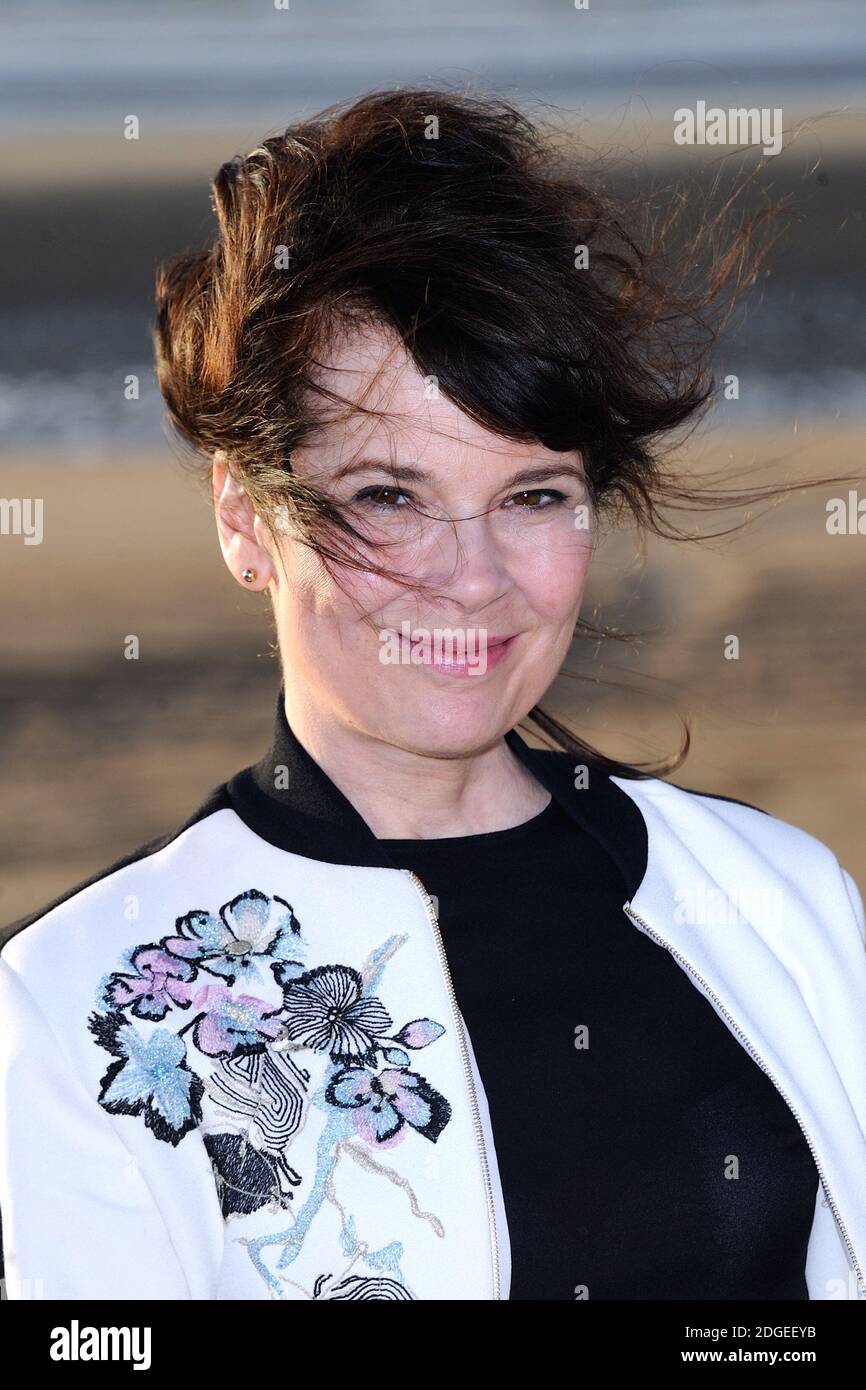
[225,686,648,896]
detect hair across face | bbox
[153,86,796,772]
[255,321,595,756]
[153,88,733,563]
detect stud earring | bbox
[242,568,257,584]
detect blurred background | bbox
[1,0,865,922]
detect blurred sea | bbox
[2,0,865,449]
[4,0,866,131]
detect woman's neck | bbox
[280,691,551,840]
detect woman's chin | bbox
[372,692,525,757]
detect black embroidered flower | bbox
[279,964,393,1064]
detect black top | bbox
[377,794,820,1301]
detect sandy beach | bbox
[2,419,865,925]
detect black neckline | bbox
[224,684,648,898]
[376,795,561,849]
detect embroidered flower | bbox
[325,1066,452,1144]
[88,884,455,1296]
[188,981,285,1057]
[381,1017,446,1066]
[106,946,196,1020]
[280,964,393,1065]
[163,890,302,986]
[88,1011,203,1144]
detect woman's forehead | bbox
[310,322,432,412]
[304,323,559,471]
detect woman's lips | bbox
[426,633,518,676]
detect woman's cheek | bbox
[521,541,592,621]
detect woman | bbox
[1,89,864,1303]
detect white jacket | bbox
[1,694,865,1301]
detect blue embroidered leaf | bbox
[393,1018,445,1049]
[382,1047,411,1066]
[89,1011,203,1145]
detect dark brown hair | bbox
[153,87,846,778]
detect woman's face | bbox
[242,325,594,755]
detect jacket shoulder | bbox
[618,770,863,925]
[629,770,819,849]
[0,783,232,957]
[615,770,866,947]
[610,765,842,875]
[660,778,770,816]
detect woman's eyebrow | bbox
[333,459,585,487]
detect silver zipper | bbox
[623,900,866,1298]
[405,869,502,1300]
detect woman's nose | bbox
[418,510,512,610]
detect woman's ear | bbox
[212,451,274,591]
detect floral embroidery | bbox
[89,1011,204,1144]
[313,1272,413,1300]
[278,964,395,1064]
[106,946,196,1019]
[187,981,285,1057]
[162,889,303,985]
[87,887,452,1297]
[325,1064,450,1145]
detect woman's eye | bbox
[353,484,572,514]
[353,485,411,510]
[505,488,568,510]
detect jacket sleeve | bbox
[0,955,192,1299]
[839,865,866,952]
